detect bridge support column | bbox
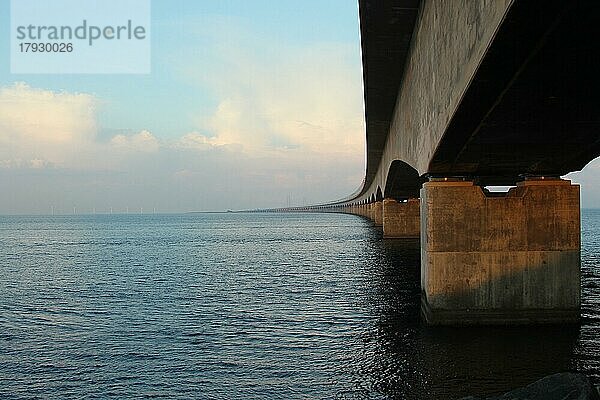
[420,178,580,325]
[372,201,383,226]
[365,203,373,220]
[383,198,420,238]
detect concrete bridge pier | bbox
[372,201,383,226]
[361,204,369,219]
[383,198,420,238]
[362,204,370,219]
[420,178,581,325]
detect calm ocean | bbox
[1,211,598,399]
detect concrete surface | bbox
[383,198,420,238]
[420,178,580,325]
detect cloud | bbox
[174,132,218,150]
[0,83,165,171]
[176,26,365,157]
[0,82,96,143]
[110,130,160,153]
[0,82,97,167]
[565,157,600,208]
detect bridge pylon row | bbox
[336,177,580,325]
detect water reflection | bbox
[0,213,597,400]
[360,238,581,399]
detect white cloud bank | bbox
[0,78,365,213]
[180,39,365,156]
[0,83,96,168]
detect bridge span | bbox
[276,0,600,325]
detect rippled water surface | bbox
[1,211,599,399]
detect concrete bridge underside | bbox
[282,0,600,325]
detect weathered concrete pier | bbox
[279,0,600,325]
[420,178,580,324]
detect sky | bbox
[0,0,598,214]
[0,0,365,214]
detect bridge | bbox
[277,0,600,325]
